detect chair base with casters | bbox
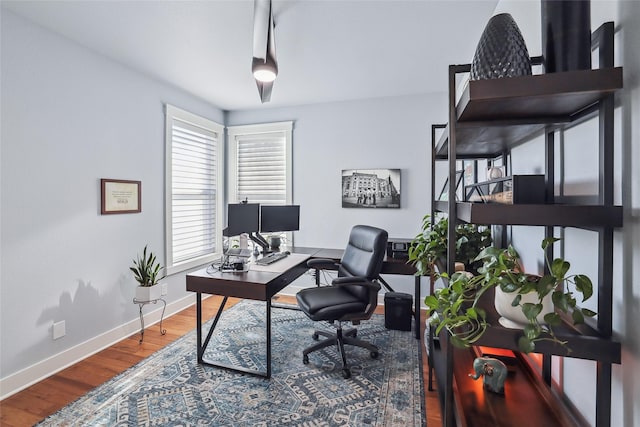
[296,224,388,379]
[302,320,379,379]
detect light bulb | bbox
[253,68,277,82]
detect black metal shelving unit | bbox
[429,22,623,427]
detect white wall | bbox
[494,1,640,426]
[0,10,225,397]
[227,93,447,295]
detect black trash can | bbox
[384,292,413,331]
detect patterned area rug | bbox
[38,300,425,426]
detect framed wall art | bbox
[341,169,401,208]
[101,179,141,214]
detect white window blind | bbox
[228,122,293,206]
[235,134,286,204]
[165,105,224,274]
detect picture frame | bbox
[341,169,401,208]
[101,179,141,214]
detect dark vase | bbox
[470,13,532,81]
[541,0,591,73]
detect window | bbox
[227,121,293,205]
[165,104,224,274]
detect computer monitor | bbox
[223,203,260,237]
[260,205,300,232]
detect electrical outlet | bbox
[53,321,66,340]
[161,283,168,296]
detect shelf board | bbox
[435,67,623,159]
[431,333,579,427]
[434,201,623,229]
[471,288,621,364]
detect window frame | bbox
[227,121,293,205]
[164,104,225,275]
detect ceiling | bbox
[3,0,499,111]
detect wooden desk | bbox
[185,246,420,378]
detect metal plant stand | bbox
[133,297,167,343]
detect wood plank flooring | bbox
[0,295,441,426]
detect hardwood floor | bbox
[0,295,441,426]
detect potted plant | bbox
[408,213,492,276]
[130,245,164,301]
[425,237,596,353]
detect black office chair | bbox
[296,225,388,378]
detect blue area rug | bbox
[37,300,425,426]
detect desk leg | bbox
[197,296,269,378]
[202,296,229,356]
[378,276,395,293]
[196,293,203,363]
[266,299,272,379]
[414,276,421,339]
[196,294,229,362]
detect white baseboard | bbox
[0,293,197,400]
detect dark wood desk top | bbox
[186,247,321,300]
[186,246,417,300]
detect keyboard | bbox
[255,252,290,266]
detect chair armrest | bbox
[332,276,380,291]
[307,258,340,270]
[332,276,367,285]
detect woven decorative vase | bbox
[470,13,532,81]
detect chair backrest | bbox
[338,225,388,280]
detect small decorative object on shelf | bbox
[487,166,504,180]
[469,356,508,394]
[470,13,532,80]
[494,281,553,329]
[466,175,546,205]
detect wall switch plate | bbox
[161,283,168,296]
[53,321,66,340]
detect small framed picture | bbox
[101,179,141,214]
[342,169,401,208]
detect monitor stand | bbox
[250,232,271,254]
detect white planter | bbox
[135,284,163,302]
[494,287,554,329]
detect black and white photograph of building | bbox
[342,169,401,208]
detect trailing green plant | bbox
[425,237,596,353]
[130,245,163,287]
[408,213,491,276]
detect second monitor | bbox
[260,205,300,251]
[260,205,300,233]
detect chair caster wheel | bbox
[303,355,309,365]
[370,351,379,359]
[312,332,319,340]
[342,368,351,379]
